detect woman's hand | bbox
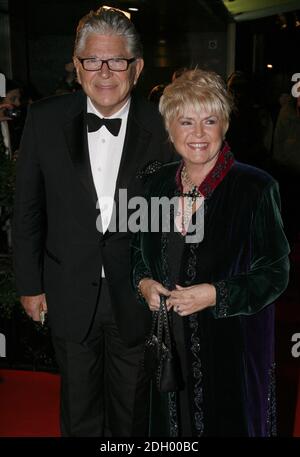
[138,278,171,312]
[167,283,216,316]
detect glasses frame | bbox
[76,57,137,72]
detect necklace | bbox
[181,165,203,199]
[181,165,197,189]
[177,166,204,235]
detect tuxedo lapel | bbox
[63,96,98,205]
[115,97,151,198]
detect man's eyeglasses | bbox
[77,57,136,72]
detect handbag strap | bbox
[147,296,173,357]
[149,309,159,338]
[157,295,172,352]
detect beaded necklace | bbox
[174,143,235,235]
[177,166,204,235]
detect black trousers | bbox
[52,279,150,437]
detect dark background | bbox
[1,0,299,102]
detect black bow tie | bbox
[87,112,122,136]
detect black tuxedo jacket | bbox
[13,90,175,346]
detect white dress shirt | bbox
[87,97,130,233]
[87,97,130,277]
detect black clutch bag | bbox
[144,295,183,392]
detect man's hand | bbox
[138,278,171,311]
[20,294,48,322]
[0,103,13,122]
[167,283,216,317]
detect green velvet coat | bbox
[132,160,290,437]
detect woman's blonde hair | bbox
[159,69,233,134]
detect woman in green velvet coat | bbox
[132,69,290,437]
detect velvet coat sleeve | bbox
[131,229,153,300]
[131,162,178,299]
[212,181,290,318]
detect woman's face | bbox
[168,106,226,170]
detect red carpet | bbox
[0,369,60,437]
[0,368,299,437]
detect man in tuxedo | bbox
[13,7,174,437]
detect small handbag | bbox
[144,295,183,392]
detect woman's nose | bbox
[194,123,204,136]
